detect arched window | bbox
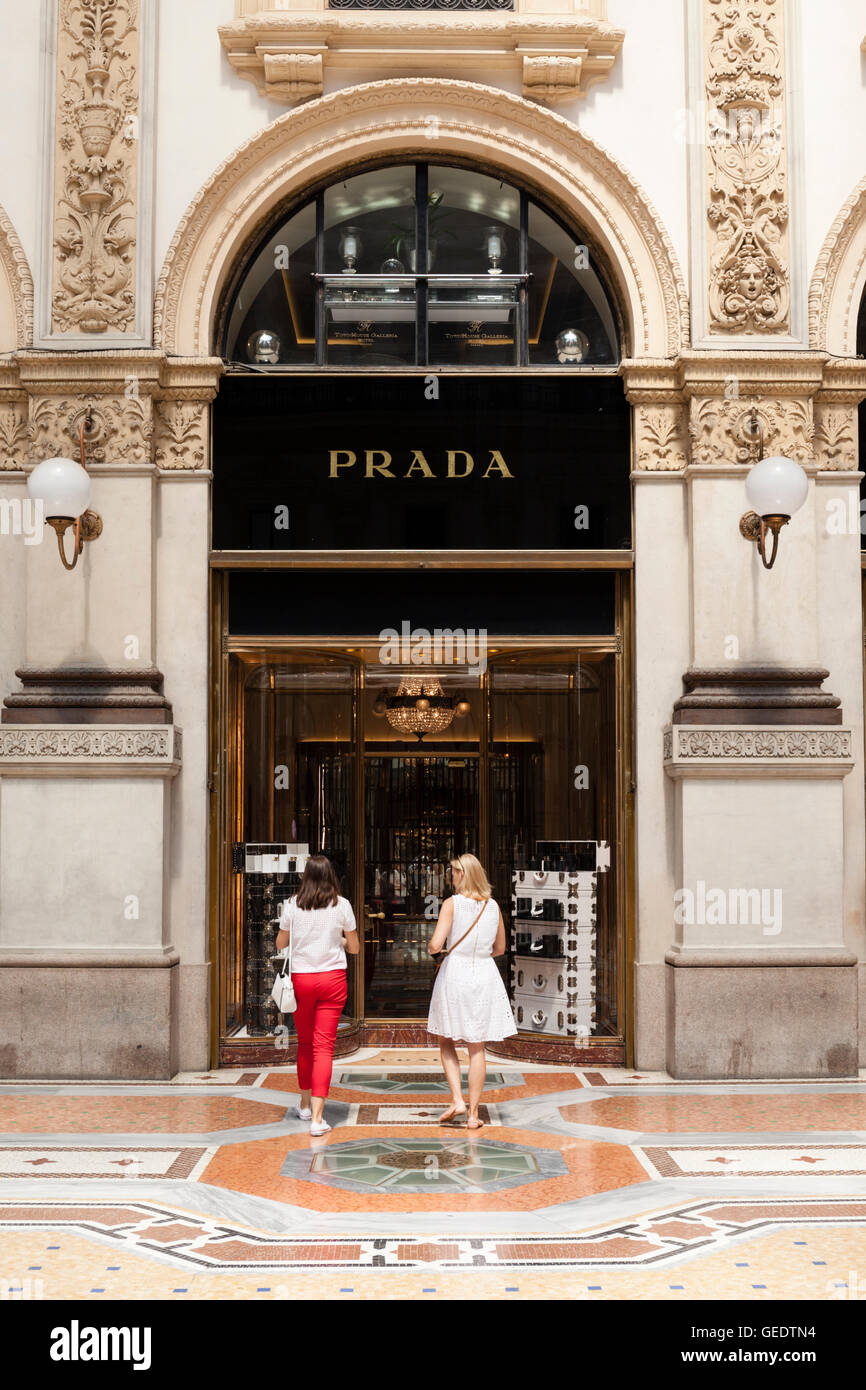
[222,162,621,368]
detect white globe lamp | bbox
[740,453,808,570]
[28,456,92,519]
[27,454,102,571]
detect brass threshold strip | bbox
[226,634,620,653]
[210,549,635,570]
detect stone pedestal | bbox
[665,948,858,1079]
[0,724,182,1079]
[663,720,857,1079]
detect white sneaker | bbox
[309,1120,331,1136]
[295,1104,312,1120]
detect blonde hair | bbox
[451,853,492,902]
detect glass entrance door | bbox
[221,651,360,1039]
[218,634,628,1058]
[363,755,479,1018]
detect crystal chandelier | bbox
[384,677,456,741]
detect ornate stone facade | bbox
[52,0,141,336]
[0,724,181,767]
[0,400,29,471]
[217,6,626,108]
[809,174,866,354]
[704,0,790,335]
[153,79,689,358]
[0,203,35,350]
[664,724,854,770]
[28,392,153,466]
[0,354,222,472]
[688,394,813,467]
[622,354,866,474]
[153,400,208,471]
[1,23,865,1082]
[633,406,689,472]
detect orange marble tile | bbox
[261,1071,576,1104]
[199,1125,645,1212]
[560,1093,866,1132]
[0,1096,288,1133]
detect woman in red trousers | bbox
[276,855,360,1136]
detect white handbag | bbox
[271,909,297,1013]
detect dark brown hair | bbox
[295,854,340,911]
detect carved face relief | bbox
[737,258,763,301]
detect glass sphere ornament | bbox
[455,700,471,717]
[380,257,404,293]
[372,698,386,717]
[247,329,280,364]
[555,327,589,364]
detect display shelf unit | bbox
[241,843,309,1037]
[510,839,610,1037]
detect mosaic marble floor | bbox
[2,1048,866,1301]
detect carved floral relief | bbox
[812,403,858,472]
[52,0,139,335]
[689,395,813,466]
[634,406,688,471]
[28,393,152,465]
[704,0,790,334]
[0,402,29,470]
[153,401,207,471]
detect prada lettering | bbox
[328,449,514,480]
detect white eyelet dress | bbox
[427,894,518,1043]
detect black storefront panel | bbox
[212,374,631,552]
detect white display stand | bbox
[510,841,610,1037]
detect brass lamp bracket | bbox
[739,511,789,570]
[739,406,787,569]
[47,411,103,572]
[46,511,104,571]
[743,406,765,461]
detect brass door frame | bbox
[209,585,634,1064]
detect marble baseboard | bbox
[666,957,859,1079]
[488,1036,625,1065]
[0,955,179,1080]
[219,1022,362,1068]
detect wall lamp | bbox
[738,409,808,570]
[27,413,103,572]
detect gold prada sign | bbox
[329,450,514,480]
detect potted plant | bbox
[386,191,456,272]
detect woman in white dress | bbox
[427,853,517,1129]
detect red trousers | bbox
[292,969,348,1097]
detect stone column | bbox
[662,354,866,1078]
[623,361,691,1071]
[0,352,185,1078]
[669,0,865,1076]
[153,359,223,1072]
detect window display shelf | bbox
[510,840,610,1038]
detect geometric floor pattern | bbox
[2,1048,866,1299]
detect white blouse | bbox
[278,894,356,973]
